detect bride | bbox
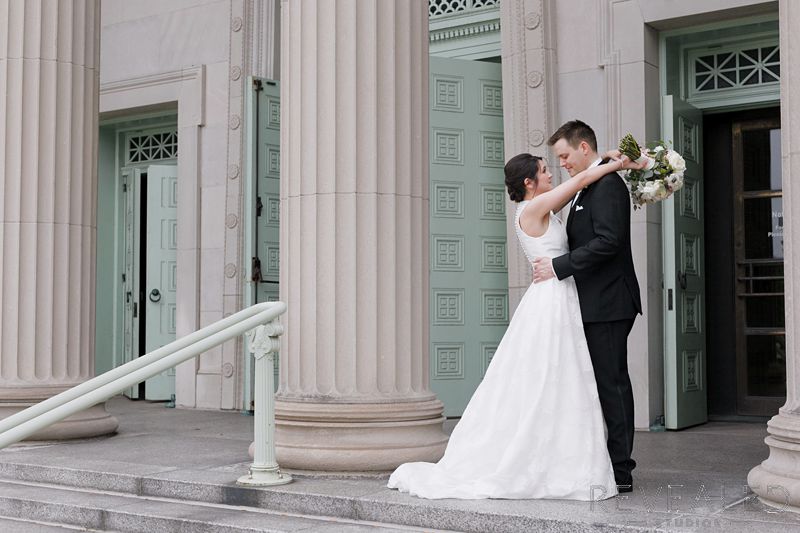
[387,152,645,501]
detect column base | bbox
[0,402,119,442]
[273,397,449,471]
[748,412,800,512]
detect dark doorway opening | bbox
[704,106,784,419]
[137,172,148,400]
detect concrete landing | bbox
[0,396,796,532]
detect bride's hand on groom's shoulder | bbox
[610,154,649,171]
[532,257,555,284]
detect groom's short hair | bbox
[547,120,597,152]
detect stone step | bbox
[0,479,441,533]
[0,516,92,532]
[0,460,660,532]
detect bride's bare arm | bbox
[551,150,623,214]
[521,158,628,224]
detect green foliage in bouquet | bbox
[618,133,642,161]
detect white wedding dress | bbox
[387,201,617,500]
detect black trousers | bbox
[583,318,636,486]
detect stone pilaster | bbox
[748,0,800,510]
[0,0,117,438]
[500,0,559,311]
[275,0,447,471]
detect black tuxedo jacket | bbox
[552,170,642,323]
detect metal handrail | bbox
[0,302,288,474]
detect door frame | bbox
[106,119,178,399]
[658,16,783,425]
[97,115,179,386]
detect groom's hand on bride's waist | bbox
[532,257,555,283]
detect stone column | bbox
[275,0,448,471]
[500,0,558,312]
[748,0,800,510]
[0,0,117,439]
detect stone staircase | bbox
[0,460,629,532]
[0,464,445,532]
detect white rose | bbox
[666,150,686,173]
[640,181,659,198]
[654,145,665,153]
[655,182,670,200]
[666,172,684,191]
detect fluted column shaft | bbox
[0,0,117,439]
[749,0,800,510]
[276,0,447,471]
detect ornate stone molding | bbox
[500,0,558,312]
[429,21,501,42]
[100,66,206,126]
[429,5,501,58]
[220,0,249,410]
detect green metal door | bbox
[121,168,142,399]
[244,78,281,404]
[144,164,178,400]
[662,95,707,429]
[256,81,281,306]
[429,57,507,417]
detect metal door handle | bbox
[149,289,162,303]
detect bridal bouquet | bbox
[617,133,686,209]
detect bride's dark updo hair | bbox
[504,153,542,203]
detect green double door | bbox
[662,95,707,429]
[122,164,178,400]
[429,57,508,417]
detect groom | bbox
[532,120,642,493]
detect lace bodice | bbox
[514,201,569,261]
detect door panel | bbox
[254,80,281,393]
[144,164,178,400]
[122,168,142,399]
[429,57,507,417]
[662,95,707,429]
[256,81,281,305]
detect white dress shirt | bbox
[570,156,603,209]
